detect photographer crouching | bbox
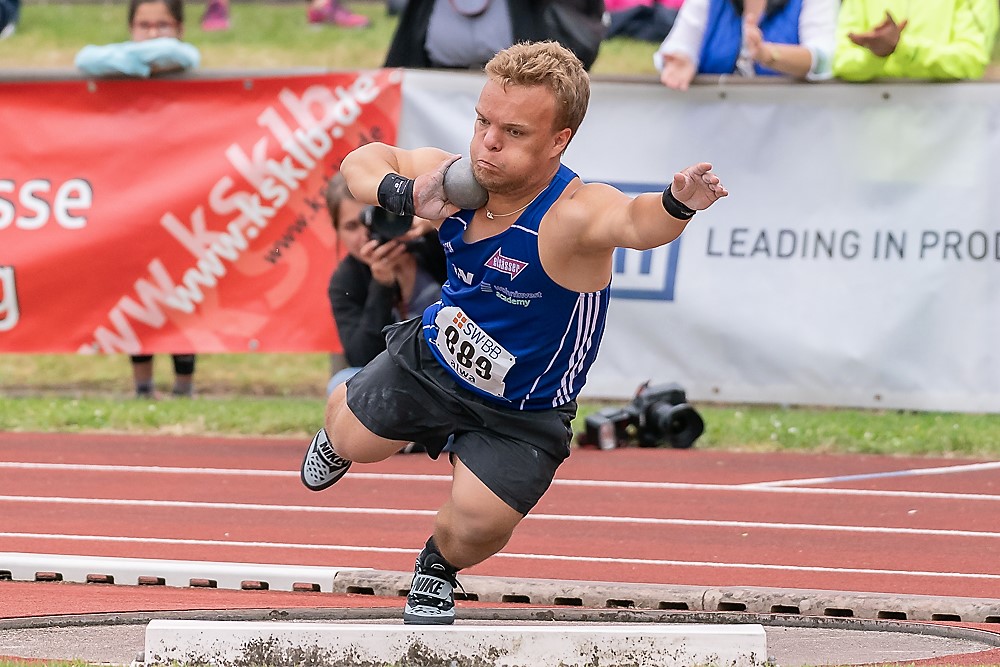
[324,172,447,395]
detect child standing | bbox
[75,0,200,397]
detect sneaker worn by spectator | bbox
[200,0,230,31]
[171,380,193,397]
[300,428,352,491]
[307,0,370,27]
[135,381,157,399]
[403,538,461,625]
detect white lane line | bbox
[1,462,998,501]
[744,461,1000,488]
[549,479,1000,501]
[0,462,443,479]
[1,532,997,581]
[0,495,998,539]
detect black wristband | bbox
[661,186,696,221]
[376,173,416,217]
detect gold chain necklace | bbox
[485,186,547,220]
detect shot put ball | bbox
[443,157,489,210]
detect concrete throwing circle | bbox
[1,608,999,666]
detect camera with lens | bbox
[578,382,705,450]
[361,206,414,245]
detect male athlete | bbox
[300,40,728,624]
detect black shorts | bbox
[345,317,576,515]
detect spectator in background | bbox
[606,0,682,43]
[75,0,200,398]
[131,355,196,398]
[655,0,837,90]
[0,0,19,40]
[198,0,369,31]
[74,0,200,77]
[384,0,605,70]
[386,0,407,16]
[833,1,999,81]
[324,173,446,395]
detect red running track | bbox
[1,432,999,599]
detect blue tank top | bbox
[421,164,610,411]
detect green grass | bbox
[0,1,660,75]
[2,353,999,458]
[3,2,999,76]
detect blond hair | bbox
[485,41,590,144]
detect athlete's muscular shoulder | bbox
[539,180,624,293]
[545,180,632,254]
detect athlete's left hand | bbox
[412,155,462,220]
[671,163,729,211]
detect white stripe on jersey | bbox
[520,295,581,410]
[556,292,601,405]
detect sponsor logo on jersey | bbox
[453,265,475,285]
[485,248,527,280]
[491,284,542,308]
[442,241,454,254]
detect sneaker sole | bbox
[300,431,351,492]
[402,609,455,625]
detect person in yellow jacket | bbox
[833,0,999,81]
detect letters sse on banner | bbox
[0,70,402,354]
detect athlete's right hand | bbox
[411,155,462,220]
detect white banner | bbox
[400,71,1000,412]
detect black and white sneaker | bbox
[402,549,459,625]
[300,428,352,491]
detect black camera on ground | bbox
[361,206,413,244]
[578,382,705,450]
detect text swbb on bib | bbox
[433,306,515,398]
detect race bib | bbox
[433,306,515,398]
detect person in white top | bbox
[654,0,837,90]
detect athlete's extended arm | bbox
[340,142,463,222]
[573,162,728,252]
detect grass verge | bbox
[2,354,998,457]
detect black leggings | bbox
[130,354,196,375]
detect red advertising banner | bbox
[0,70,403,354]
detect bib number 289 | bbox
[433,307,514,397]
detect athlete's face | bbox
[469,80,571,196]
